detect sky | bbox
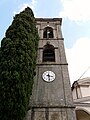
[0,0,90,84]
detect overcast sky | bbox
[0,0,90,84]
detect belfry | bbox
[25,18,76,120]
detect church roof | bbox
[72,77,90,90]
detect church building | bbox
[72,77,90,120]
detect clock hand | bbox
[47,73,50,81]
[50,75,53,77]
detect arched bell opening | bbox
[43,27,54,38]
[43,44,55,62]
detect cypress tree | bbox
[0,7,39,120]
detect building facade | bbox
[72,77,90,120]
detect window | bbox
[43,44,55,62]
[43,27,54,38]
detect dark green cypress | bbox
[0,7,39,120]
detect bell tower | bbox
[25,18,76,120]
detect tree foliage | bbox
[0,7,39,120]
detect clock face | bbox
[42,71,55,82]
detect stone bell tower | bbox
[25,18,76,120]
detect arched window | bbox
[43,27,54,38]
[43,44,55,62]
